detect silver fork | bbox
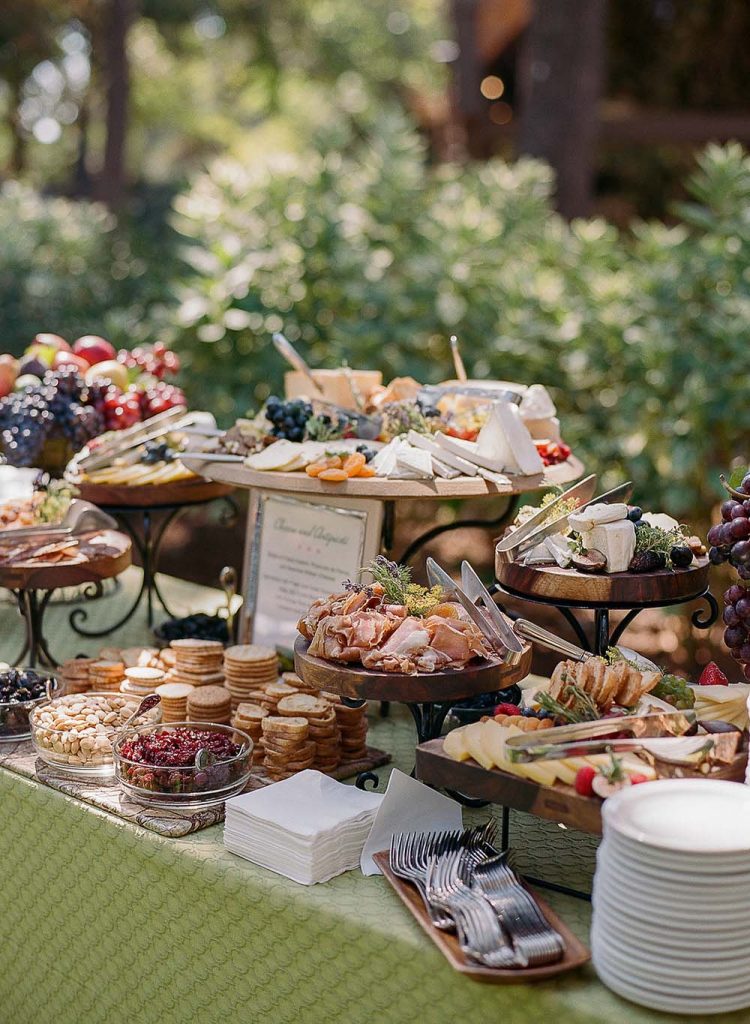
[472,854,564,965]
[390,830,458,929]
[427,850,521,968]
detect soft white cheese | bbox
[641,512,679,533]
[394,446,433,479]
[475,402,544,476]
[371,438,402,476]
[568,502,628,533]
[580,519,636,573]
[406,430,477,476]
[519,384,556,421]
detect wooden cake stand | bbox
[294,635,532,745]
[494,555,715,656]
[0,529,132,668]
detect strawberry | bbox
[575,765,597,797]
[628,773,650,785]
[493,702,521,716]
[698,662,729,686]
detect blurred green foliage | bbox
[172,122,750,521]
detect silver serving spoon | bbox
[118,692,161,734]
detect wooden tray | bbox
[75,477,234,509]
[415,737,748,835]
[0,529,132,591]
[373,850,590,982]
[495,555,710,607]
[294,636,532,703]
[199,455,585,500]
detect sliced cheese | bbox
[579,519,636,573]
[371,438,402,477]
[394,446,433,479]
[432,458,461,480]
[568,502,628,532]
[475,402,544,476]
[244,440,308,471]
[544,535,573,568]
[406,430,477,476]
[443,728,470,761]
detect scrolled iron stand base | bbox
[69,495,238,636]
[12,588,58,668]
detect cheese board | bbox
[415,735,748,835]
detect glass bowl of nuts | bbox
[29,691,160,777]
[113,722,253,809]
[0,667,58,742]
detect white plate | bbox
[591,922,750,980]
[592,903,750,952]
[594,955,750,1015]
[605,830,750,874]
[603,779,750,853]
[597,839,750,888]
[594,854,750,905]
[592,880,750,931]
[593,945,750,999]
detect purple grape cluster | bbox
[722,583,750,681]
[707,491,750,578]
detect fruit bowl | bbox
[113,722,253,809]
[29,691,160,777]
[0,667,58,742]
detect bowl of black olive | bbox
[0,667,57,742]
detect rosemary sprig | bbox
[537,683,602,724]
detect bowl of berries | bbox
[113,723,253,809]
[0,666,58,742]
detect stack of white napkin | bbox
[224,770,383,885]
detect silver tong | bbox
[495,476,634,564]
[0,500,116,546]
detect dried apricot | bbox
[306,463,326,477]
[354,464,376,478]
[342,452,366,476]
[318,468,349,482]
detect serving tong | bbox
[495,475,634,564]
[0,499,116,546]
[389,823,563,968]
[71,409,201,474]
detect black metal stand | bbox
[495,583,719,657]
[69,495,237,636]
[11,588,58,668]
[498,804,592,901]
[395,496,520,564]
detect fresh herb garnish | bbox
[362,556,445,616]
[633,522,689,569]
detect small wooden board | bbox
[76,477,234,509]
[0,529,132,591]
[199,455,585,501]
[294,636,532,703]
[373,850,590,982]
[415,737,748,835]
[495,555,710,608]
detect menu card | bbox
[248,494,370,650]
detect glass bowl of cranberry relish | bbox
[113,723,253,809]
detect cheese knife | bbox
[425,557,509,659]
[459,561,525,654]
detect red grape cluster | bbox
[117,342,179,380]
[722,583,750,680]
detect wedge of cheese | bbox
[475,402,544,476]
[579,519,636,573]
[394,446,433,479]
[568,502,628,532]
[407,430,477,476]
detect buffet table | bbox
[1,701,735,1024]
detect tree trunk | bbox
[8,79,26,176]
[98,0,135,209]
[518,0,606,217]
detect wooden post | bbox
[518,0,607,217]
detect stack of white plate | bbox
[592,779,750,1016]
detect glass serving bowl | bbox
[0,669,58,743]
[113,722,253,809]
[29,691,160,777]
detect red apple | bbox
[0,355,18,398]
[53,351,88,372]
[73,335,117,366]
[33,333,71,352]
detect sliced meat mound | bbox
[308,610,401,663]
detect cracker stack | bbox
[281,671,319,696]
[333,701,369,763]
[187,685,232,725]
[121,666,165,696]
[277,694,341,773]
[223,645,279,710]
[88,660,125,692]
[261,716,315,781]
[59,657,96,694]
[168,639,225,686]
[155,681,195,723]
[261,680,299,713]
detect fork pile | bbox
[389,823,564,969]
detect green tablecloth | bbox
[1,573,748,1024]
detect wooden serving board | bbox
[372,850,590,982]
[0,529,132,591]
[495,555,710,607]
[199,455,585,501]
[76,477,234,509]
[294,636,532,703]
[415,737,748,835]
